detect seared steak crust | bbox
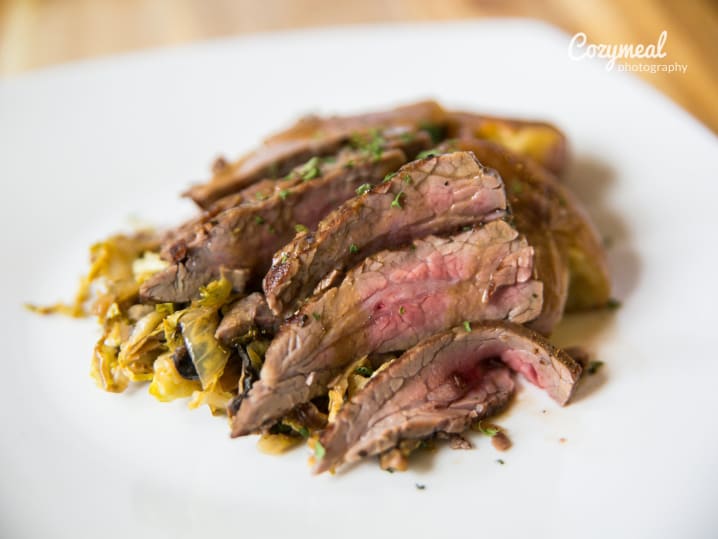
[316,320,581,472]
[263,151,508,317]
[186,101,447,208]
[231,220,543,436]
[141,147,408,303]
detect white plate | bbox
[2,19,717,539]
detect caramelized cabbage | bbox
[149,353,201,401]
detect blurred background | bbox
[1,0,716,132]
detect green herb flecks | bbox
[349,243,359,254]
[383,172,397,183]
[298,426,310,439]
[463,320,471,333]
[415,483,426,490]
[606,298,622,310]
[279,189,290,200]
[295,224,308,233]
[300,156,321,181]
[312,312,321,321]
[391,191,404,209]
[254,216,265,225]
[403,173,412,185]
[352,129,385,161]
[399,306,405,315]
[356,183,372,196]
[476,420,499,437]
[419,121,444,143]
[280,253,288,264]
[416,149,439,160]
[354,366,373,377]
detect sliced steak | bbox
[230,220,543,436]
[263,151,508,317]
[215,293,279,346]
[315,320,581,473]
[186,101,447,208]
[446,111,568,176]
[141,145,409,304]
[443,138,610,314]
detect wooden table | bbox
[1,0,716,133]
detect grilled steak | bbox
[230,220,543,436]
[263,151,508,317]
[141,143,413,304]
[215,293,279,346]
[186,101,447,208]
[443,138,610,314]
[315,320,581,473]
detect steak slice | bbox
[315,320,582,473]
[443,138,610,314]
[141,146,408,304]
[215,293,279,346]
[446,111,568,176]
[230,220,543,436]
[263,151,508,317]
[186,101,447,208]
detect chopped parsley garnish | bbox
[254,216,265,225]
[312,312,321,321]
[462,225,472,232]
[415,483,426,490]
[419,121,444,143]
[279,189,290,200]
[587,360,604,375]
[416,149,438,159]
[356,183,372,196]
[383,172,397,183]
[400,132,415,143]
[345,160,355,169]
[391,191,404,209]
[399,306,405,315]
[280,253,288,264]
[366,130,385,161]
[352,129,385,161]
[477,420,499,436]
[463,320,471,332]
[402,173,412,185]
[298,426,310,439]
[255,191,267,200]
[300,156,321,181]
[322,156,337,164]
[313,440,326,460]
[496,459,505,465]
[355,366,373,377]
[349,243,359,254]
[294,224,308,233]
[606,298,622,310]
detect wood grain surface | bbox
[1,0,716,133]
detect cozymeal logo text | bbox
[567,31,687,74]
